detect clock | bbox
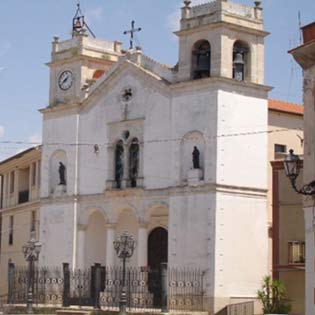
[58,70,74,91]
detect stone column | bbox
[76,225,86,270]
[14,169,19,205]
[123,144,129,188]
[137,223,148,267]
[106,224,116,267]
[3,174,7,208]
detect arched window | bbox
[115,140,124,189]
[192,40,211,80]
[233,41,249,81]
[129,138,139,188]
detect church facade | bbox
[37,0,270,313]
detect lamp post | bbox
[284,149,315,195]
[22,231,42,314]
[113,232,136,315]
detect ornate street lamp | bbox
[113,232,136,315]
[284,149,315,195]
[22,231,42,314]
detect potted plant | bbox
[257,276,291,314]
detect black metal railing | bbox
[18,190,29,204]
[8,263,205,312]
[8,265,64,306]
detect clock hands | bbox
[62,76,69,85]
[58,70,73,90]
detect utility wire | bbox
[0,127,303,148]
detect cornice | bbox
[0,200,40,215]
[40,182,267,206]
[171,76,272,97]
[47,55,118,68]
[174,21,269,38]
[39,101,80,117]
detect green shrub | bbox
[257,276,291,314]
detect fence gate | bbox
[63,263,105,308]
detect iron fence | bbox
[8,264,205,312]
[8,266,63,306]
[168,267,204,311]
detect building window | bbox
[115,140,124,189]
[233,40,249,81]
[9,216,14,245]
[129,138,139,188]
[275,144,287,154]
[288,241,305,264]
[192,40,211,80]
[10,171,15,194]
[31,211,36,233]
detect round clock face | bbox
[58,70,74,91]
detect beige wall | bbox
[268,110,304,314]
[272,166,305,315]
[268,110,303,267]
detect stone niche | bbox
[50,150,67,197]
[180,131,205,184]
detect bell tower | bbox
[175,0,268,84]
[47,3,122,107]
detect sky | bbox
[0,0,314,162]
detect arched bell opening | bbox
[191,40,211,80]
[232,40,250,81]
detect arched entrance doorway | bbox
[148,227,168,269]
[148,227,168,307]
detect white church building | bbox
[39,0,270,312]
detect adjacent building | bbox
[290,22,315,315]
[0,147,41,296]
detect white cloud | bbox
[0,125,4,138]
[29,134,42,145]
[167,0,211,32]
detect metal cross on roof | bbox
[123,20,142,50]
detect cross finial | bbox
[184,0,191,7]
[123,20,142,50]
[254,1,261,8]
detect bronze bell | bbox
[233,52,244,66]
[74,17,82,30]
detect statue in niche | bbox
[115,141,124,189]
[59,162,66,185]
[129,140,139,187]
[192,146,200,169]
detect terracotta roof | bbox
[268,99,304,116]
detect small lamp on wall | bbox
[284,149,315,195]
[94,144,100,154]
